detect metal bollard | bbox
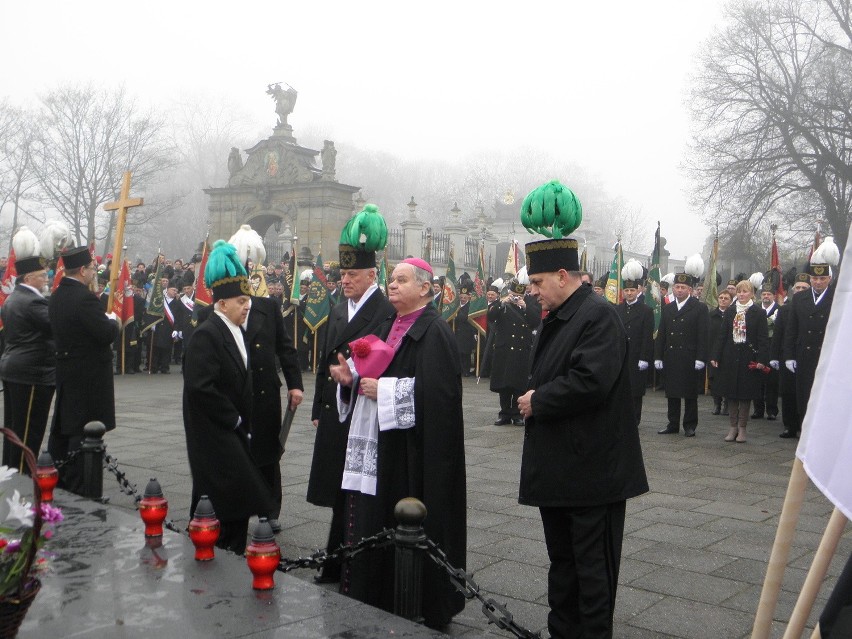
[80,421,106,499]
[393,497,427,623]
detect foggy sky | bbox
[1,0,726,258]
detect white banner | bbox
[797,225,852,521]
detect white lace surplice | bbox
[339,368,416,495]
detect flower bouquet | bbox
[0,428,62,637]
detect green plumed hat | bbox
[205,240,251,301]
[521,180,583,274]
[339,203,388,269]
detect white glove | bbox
[638,360,649,371]
[105,312,118,322]
[770,360,779,370]
[695,360,705,371]
[786,360,797,373]
[171,330,179,339]
[654,360,663,370]
[178,331,183,339]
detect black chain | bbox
[277,528,394,572]
[102,452,185,536]
[52,447,82,470]
[423,538,542,639]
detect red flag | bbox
[51,256,65,293]
[115,260,135,327]
[0,249,18,331]
[194,240,212,308]
[807,230,822,261]
[770,237,786,300]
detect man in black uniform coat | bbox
[183,241,275,554]
[772,275,810,437]
[655,266,709,437]
[516,227,648,639]
[783,247,837,426]
[454,286,477,376]
[488,278,539,425]
[48,246,119,493]
[616,271,654,425]
[0,251,55,472]
[752,282,780,419]
[306,241,394,582]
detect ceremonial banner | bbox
[51,255,65,293]
[605,241,623,305]
[0,248,17,331]
[503,239,518,277]
[579,242,588,272]
[288,249,300,306]
[249,264,270,297]
[702,234,719,309]
[468,245,488,335]
[645,222,662,336]
[441,246,460,322]
[303,252,330,332]
[192,240,212,327]
[377,252,388,295]
[770,236,786,300]
[797,231,852,521]
[141,255,165,334]
[115,260,135,328]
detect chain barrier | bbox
[52,448,82,470]
[276,528,394,572]
[423,538,542,639]
[57,447,537,637]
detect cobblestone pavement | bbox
[99,371,851,638]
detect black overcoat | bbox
[520,285,648,508]
[655,296,709,399]
[712,303,769,400]
[783,286,835,414]
[49,278,119,434]
[306,290,394,507]
[615,300,654,398]
[345,304,467,628]
[243,296,303,466]
[453,303,476,354]
[770,302,795,395]
[182,313,274,522]
[0,285,55,385]
[707,307,726,395]
[488,297,539,393]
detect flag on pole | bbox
[192,240,212,327]
[605,240,623,304]
[770,236,786,300]
[645,222,662,336]
[0,248,17,331]
[377,252,388,296]
[468,245,488,334]
[503,239,519,277]
[441,246,460,322]
[249,264,270,298]
[807,230,822,261]
[288,245,300,306]
[141,255,165,334]
[579,241,588,272]
[51,255,65,293]
[115,260,135,328]
[303,252,330,332]
[797,229,852,521]
[702,233,719,309]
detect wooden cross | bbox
[103,171,144,313]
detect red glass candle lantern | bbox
[245,518,280,590]
[35,450,59,503]
[188,495,220,561]
[139,477,168,537]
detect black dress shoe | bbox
[779,430,797,438]
[766,414,777,421]
[711,408,721,415]
[657,427,679,434]
[493,417,512,426]
[314,571,341,584]
[512,418,525,426]
[750,413,764,419]
[684,429,696,437]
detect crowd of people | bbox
[0,181,843,637]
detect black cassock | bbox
[342,304,466,629]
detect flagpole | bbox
[312,331,318,374]
[121,325,125,375]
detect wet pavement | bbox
[14,371,852,638]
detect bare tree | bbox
[0,102,42,250]
[30,85,177,252]
[688,0,852,252]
